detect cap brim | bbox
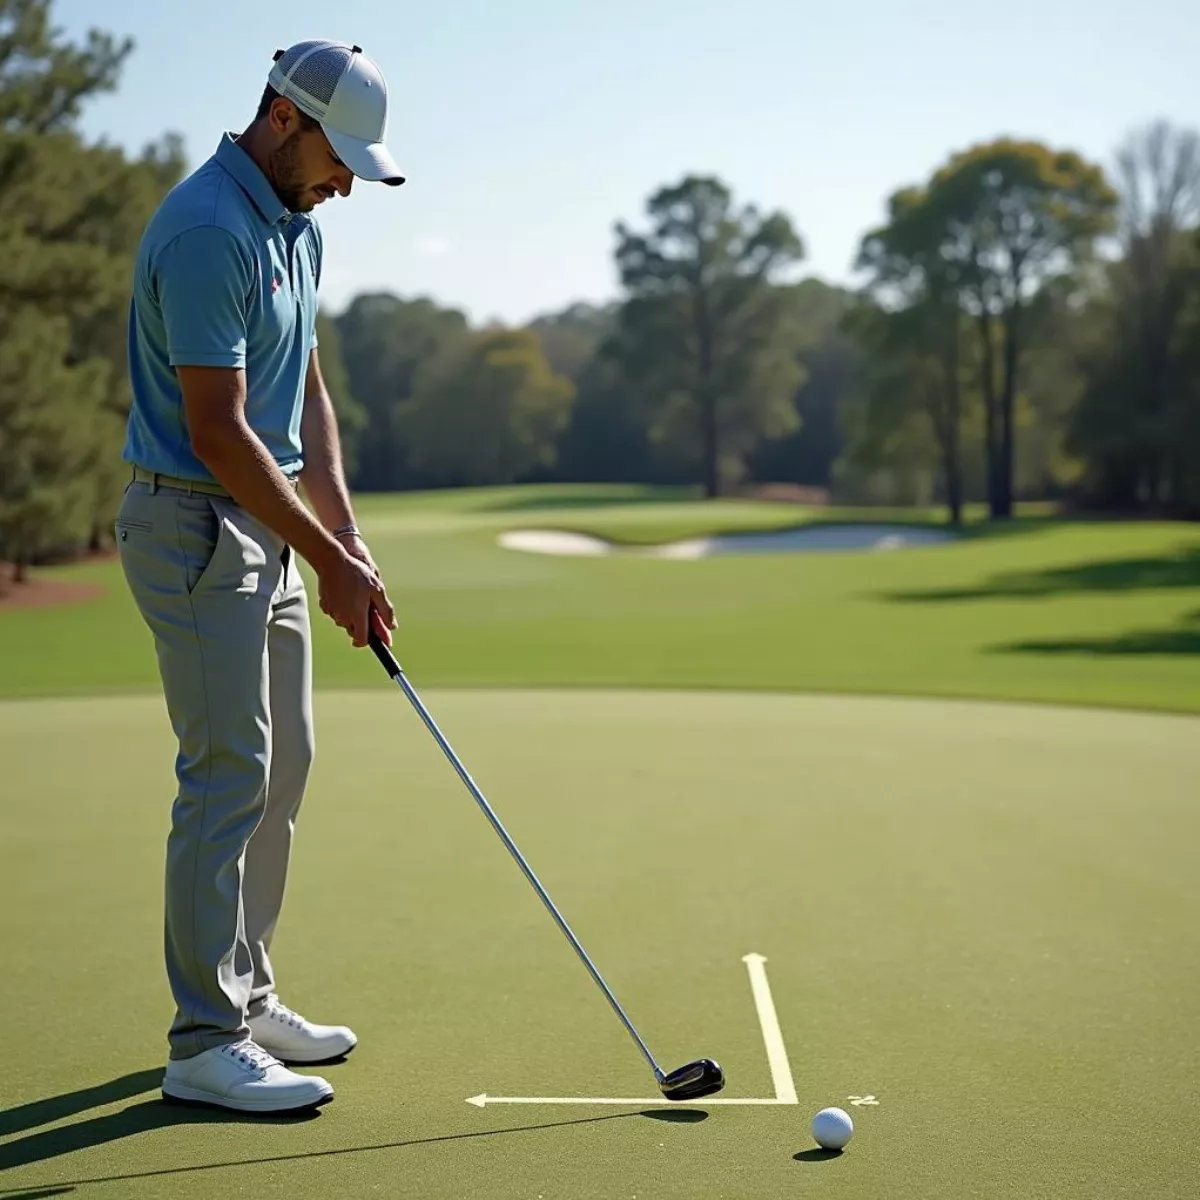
[325,128,405,186]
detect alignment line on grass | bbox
[469,951,800,1108]
[467,1095,788,1107]
[741,952,798,1104]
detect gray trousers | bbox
[115,478,314,1060]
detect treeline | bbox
[3,5,1199,587]
[328,131,1200,523]
[0,0,186,580]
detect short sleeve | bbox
[155,227,255,368]
[308,221,323,350]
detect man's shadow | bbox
[0,1072,709,1184]
[1,1071,164,1141]
[0,1070,318,1174]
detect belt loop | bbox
[148,472,158,495]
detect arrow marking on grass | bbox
[741,953,798,1104]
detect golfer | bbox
[116,40,403,1114]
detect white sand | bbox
[499,524,956,558]
[498,529,615,556]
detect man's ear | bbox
[268,96,296,135]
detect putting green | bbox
[2,689,1197,1198]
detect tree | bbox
[918,140,1119,516]
[71,135,186,549]
[0,1,183,575]
[749,279,858,492]
[840,296,970,523]
[333,293,470,490]
[397,329,574,486]
[611,176,807,497]
[852,189,971,521]
[0,309,102,580]
[526,302,615,382]
[847,142,1117,519]
[0,0,131,134]
[313,310,366,481]
[1068,121,1200,514]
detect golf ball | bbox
[811,1106,854,1150]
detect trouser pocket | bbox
[116,489,224,599]
[173,497,224,595]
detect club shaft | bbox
[380,657,664,1080]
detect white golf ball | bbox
[811,1106,854,1150]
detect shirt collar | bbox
[214,132,291,227]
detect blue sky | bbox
[62,0,1198,325]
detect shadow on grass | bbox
[0,1190,76,1199]
[0,1108,692,1193]
[994,609,1200,657]
[639,1109,709,1124]
[794,1148,844,1162]
[884,546,1200,603]
[0,1070,164,1139]
[0,1099,321,1174]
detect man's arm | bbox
[179,365,394,646]
[297,349,397,636]
[179,365,343,574]
[299,348,358,538]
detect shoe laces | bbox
[263,994,305,1029]
[221,1039,279,1072]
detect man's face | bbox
[267,103,355,213]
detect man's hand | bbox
[339,533,398,646]
[315,545,396,648]
[339,533,380,576]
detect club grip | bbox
[368,610,401,677]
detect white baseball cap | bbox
[268,40,405,186]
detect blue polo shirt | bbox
[123,133,323,481]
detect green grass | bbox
[1,485,1197,713]
[3,485,1198,1196]
[1,690,1197,1198]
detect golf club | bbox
[366,613,725,1102]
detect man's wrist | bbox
[297,525,347,574]
[332,524,360,541]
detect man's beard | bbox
[269,131,310,213]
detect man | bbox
[116,40,403,1114]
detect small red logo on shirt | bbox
[271,276,281,294]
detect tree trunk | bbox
[13,557,27,585]
[931,306,964,526]
[944,330,964,527]
[995,302,1021,520]
[695,289,719,498]
[975,310,1003,518]
[701,391,719,498]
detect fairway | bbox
[2,688,1197,1198]
[1,487,1198,713]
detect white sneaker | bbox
[247,994,358,1065]
[162,1039,333,1114]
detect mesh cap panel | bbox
[276,41,353,109]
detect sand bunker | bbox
[499,524,957,558]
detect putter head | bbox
[659,1058,725,1101]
